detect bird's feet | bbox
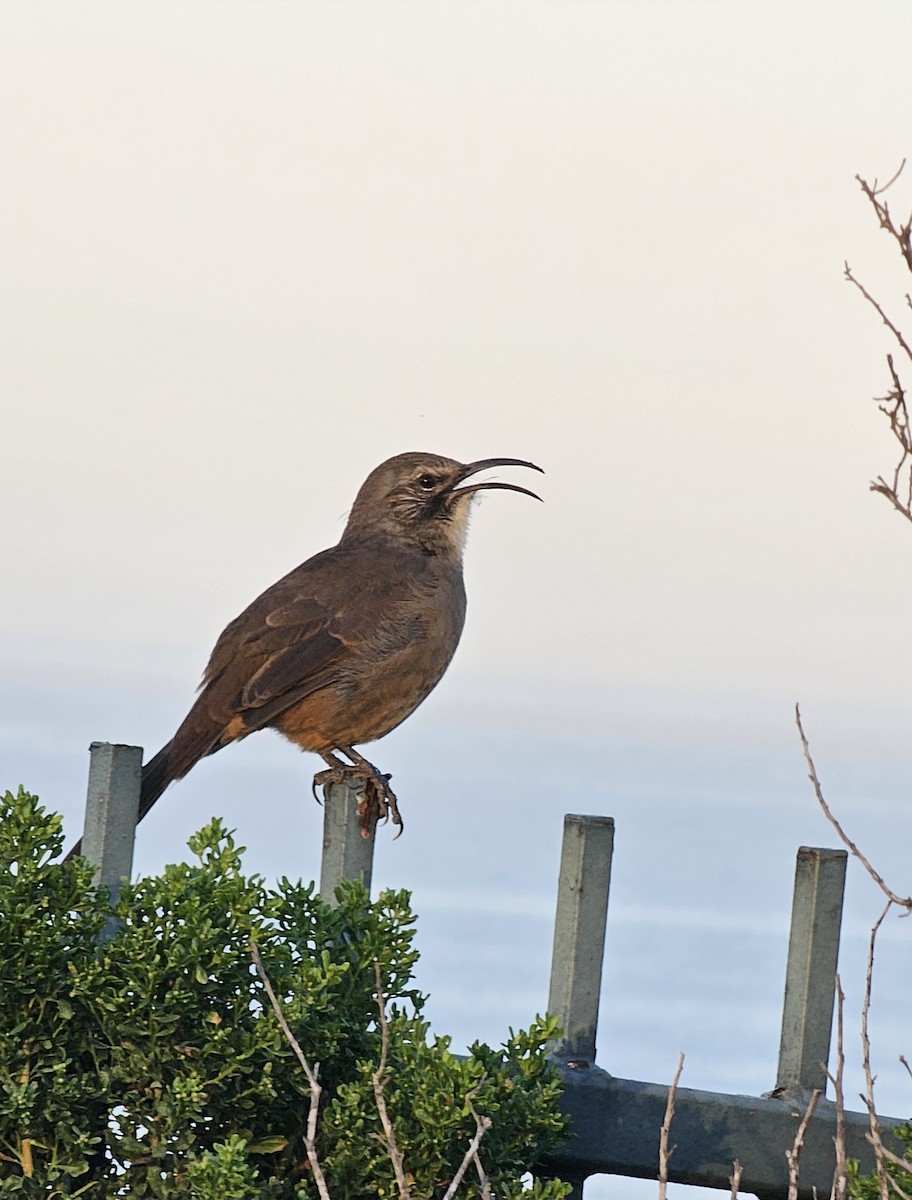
[313,750,404,838]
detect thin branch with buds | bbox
[859,903,894,1200]
[795,706,912,910]
[251,940,332,1200]
[729,1158,743,1200]
[372,961,411,1200]
[826,975,847,1200]
[868,355,912,522]
[468,1094,493,1200]
[658,1052,685,1200]
[441,1103,493,1200]
[849,164,912,522]
[856,162,912,273]
[844,264,912,367]
[786,1089,822,1200]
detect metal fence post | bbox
[543,815,614,1199]
[319,780,376,905]
[773,846,847,1098]
[548,814,615,1063]
[81,742,142,938]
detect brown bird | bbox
[66,452,542,859]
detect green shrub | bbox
[0,788,569,1198]
[847,1122,912,1199]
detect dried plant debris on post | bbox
[0,787,571,1199]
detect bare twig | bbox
[729,1158,743,1199]
[372,961,411,1200]
[786,1089,822,1200]
[856,165,912,272]
[441,1105,493,1200]
[900,1055,912,1085]
[826,974,847,1200]
[869,355,912,522]
[250,940,332,1200]
[878,1143,912,1180]
[845,263,912,367]
[851,166,912,523]
[883,1174,912,1200]
[472,1152,493,1199]
[468,1096,493,1200]
[859,902,894,1200]
[658,1052,685,1200]
[795,707,912,910]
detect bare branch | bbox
[786,1089,822,1200]
[372,961,411,1200]
[885,1173,912,1200]
[869,355,912,523]
[844,263,912,366]
[795,707,912,909]
[250,941,332,1200]
[827,975,847,1200]
[878,1143,912,1181]
[441,1105,493,1200]
[851,166,912,523]
[859,902,894,1200]
[856,166,912,273]
[658,1052,685,1200]
[729,1158,743,1200]
[469,1096,493,1200]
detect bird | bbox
[65,452,542,860]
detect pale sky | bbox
[4,4,912,1197]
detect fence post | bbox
[544,815,614,1200]
[319,780,376,905]
[548,814,615,1063]
[81,742,142,937]
[773,846,847,1098]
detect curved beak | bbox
[446,457,544,502]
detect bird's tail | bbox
[138,743,174,821]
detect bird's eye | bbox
[417,473,436,491]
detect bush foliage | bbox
[848,1122,912,1199]
[0,788,570,1198]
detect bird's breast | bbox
[275,565,467,751]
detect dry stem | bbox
[658,1052,685,1200]
[729,1158,743,1199]
[859,903,894,1200]
[372,961,411,1200]
[786,1089,822,1200]
[856,163,912,273]
[826,974,847,1200]
[441,1104,493,1200]
[849,164,912,523]
[794,707,912,910]
[251,940,332,1200]
[468,1095,493,1200]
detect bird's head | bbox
[341,451,543,558]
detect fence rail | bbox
[74,742,904,1199]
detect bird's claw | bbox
[312,763,403,839]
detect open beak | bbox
[446,457,544,502]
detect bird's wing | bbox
[197,545,421,735]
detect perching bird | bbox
[65,452,542,859]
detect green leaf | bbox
[245,1136,288,1154]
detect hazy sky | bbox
[4,4,912,1196]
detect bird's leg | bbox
[340,746,403,835]
[311,750,349,804]
[312,747,403,838]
